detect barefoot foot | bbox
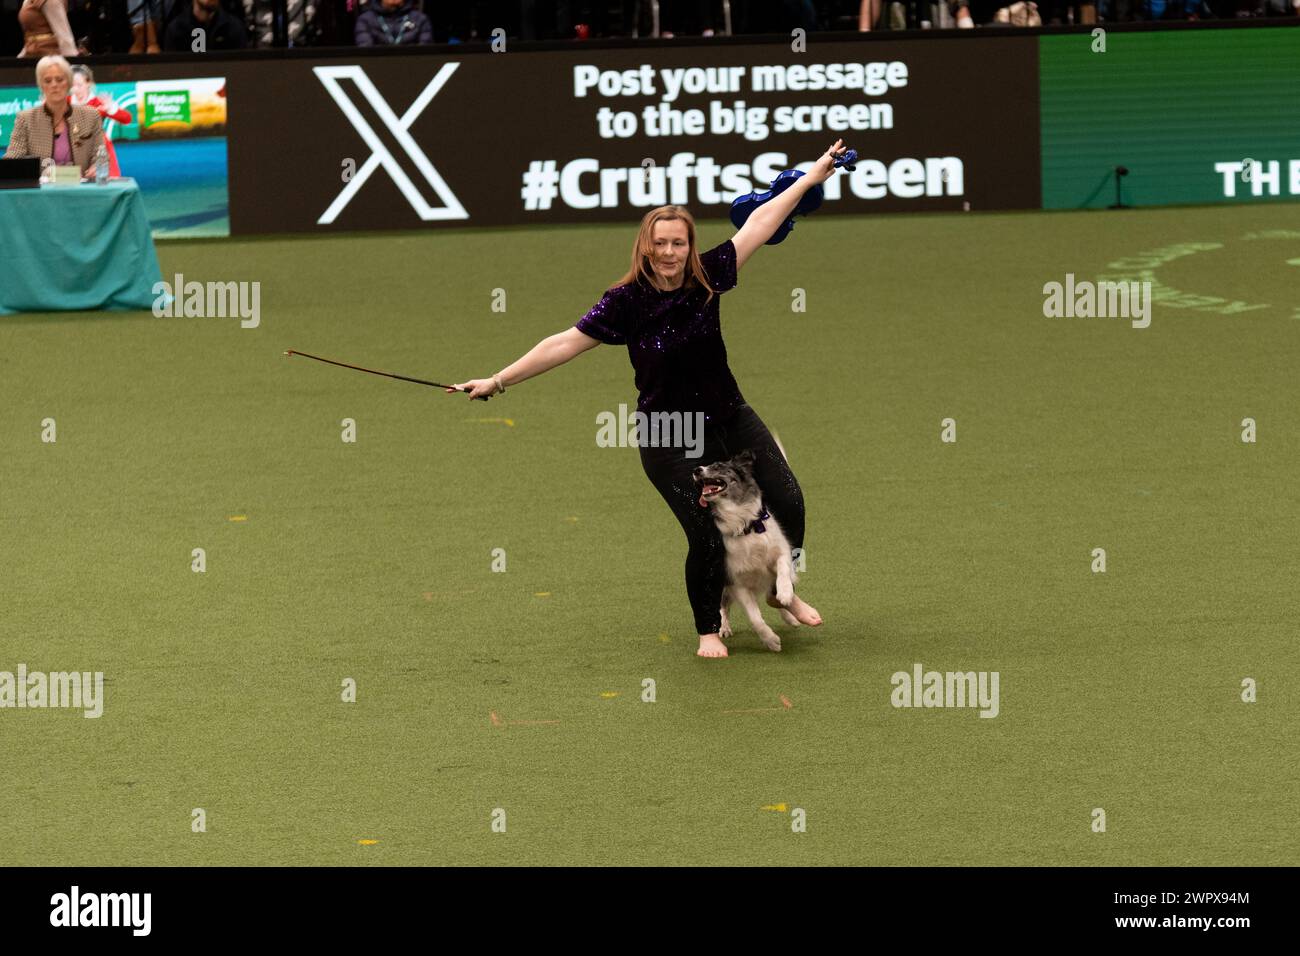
[767,593,823,626]
[697,633,729,658]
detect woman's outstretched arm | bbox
[450,326,601,399]
[731,137,850,271]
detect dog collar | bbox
[742,503,770,536]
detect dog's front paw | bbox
[760,630,782,652]
[775,583,794,607]
[778,608,800,628]
[720,619,732,639]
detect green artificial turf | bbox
[1,203,1297,866]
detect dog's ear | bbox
[734,449,756,469]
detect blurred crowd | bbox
[8,0,1299,56]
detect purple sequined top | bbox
[575,239,746,424]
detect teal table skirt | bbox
[0,179,164,316]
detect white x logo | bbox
[314,64,468,225]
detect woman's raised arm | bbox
[449,326,601,400]
[731,138,849,271]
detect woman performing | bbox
[452,138,849,658]
[71,66,130,178]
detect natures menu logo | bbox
[143,90,191,130]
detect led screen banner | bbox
[0,75,230,238]
[235,36,1041,233]
[1039,26,1300,210]
[0,36,1041,236]
[0,23,1294,239]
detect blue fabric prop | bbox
[729,148,857,245]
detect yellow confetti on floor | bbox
[228,515,247,522]
[357,839,379,845]
[600,691,618,699]
[564,516,579,523]
[534,591,551,597]
[658,633,671,643]
[470,417,515,427]
[760,804,788,813]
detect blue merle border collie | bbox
[692,446,801,652]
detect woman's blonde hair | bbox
[35,55,73,91]
[613,205,716,305]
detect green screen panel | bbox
[1040,28,1300,209]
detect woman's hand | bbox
[804,138,850,186]
[447,377,499,400]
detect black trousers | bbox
[639,403,806,636]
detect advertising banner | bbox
[1,24,1294,238]
[248,36,1041,233]
[0,36,1041,235]
[1039,27,1300,209]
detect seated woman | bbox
[3,55,104,179]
